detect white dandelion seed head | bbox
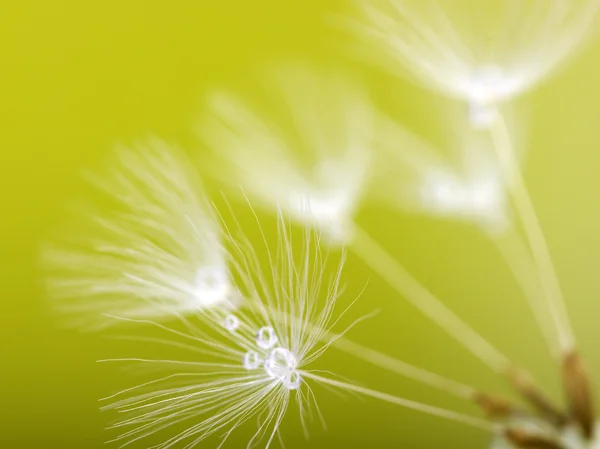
[100,212,367,448]
[199,63,373,244]
[349,0,600,127]
[41,138,235,330]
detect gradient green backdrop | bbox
[2,1,600,448]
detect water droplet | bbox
[264,347,297,379]
[223,314,239,332]
[255,326,278,350]
[282,371,302,390]
[243,351,262,370]
[264,348,301,390]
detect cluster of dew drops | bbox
[223,314,302,390]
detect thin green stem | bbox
[331,336,476,400]
[349,223,510,373]
[303,372,498,433]
[490,116,574,356]
[494,229,559,358]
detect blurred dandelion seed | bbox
[346,0,600,127]
[372,107,525,235]
[198,63,373,245]
[41,138,235,330]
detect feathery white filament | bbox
[489,114,575,356]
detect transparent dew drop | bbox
[264,348,302,390]
[223,314,239,332]
[255,326,278,350]
[264,347,297,379]
[282,371,302,390]
[243,351,262,370]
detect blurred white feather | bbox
[372,107,525,235]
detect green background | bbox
[2,1,600,447]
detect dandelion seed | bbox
[99,212,497,448]
[198,63,373,244]
[347,0,600,127]
[39,130,507,445]
[41,138,234,330]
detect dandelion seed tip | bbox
[501,426,565,449]
[192,265,232,309]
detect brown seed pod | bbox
[562,350,596,439]
[506,368,567,427]
[504,427,566,449]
